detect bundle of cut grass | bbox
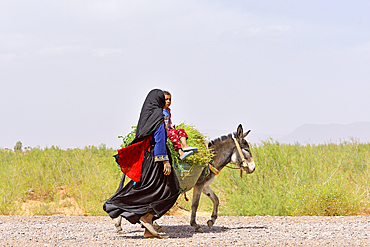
[118,123,214,192]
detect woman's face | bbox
[164,94,171,109]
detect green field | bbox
[1,140,369,216]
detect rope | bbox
[232,137,247,165]
[184,192,189,201]
[206,138,246,177]
[207,163,220,175]
[225,164,240,169]
[231,138,248,178]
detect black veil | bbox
[131,89,165,144]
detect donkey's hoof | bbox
[115,223,122,230]
[195,226,203,233]
[115,226,123,232]
[207,220,214,229]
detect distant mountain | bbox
[247,133,284,144]
[277,122,370,144]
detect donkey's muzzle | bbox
[242,158,256,174]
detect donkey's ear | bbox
[243,130,251,139]
[236,124,243,138]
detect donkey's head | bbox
[231,124,256,174]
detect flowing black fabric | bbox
[103,88,180,224]
[112,88,165,175]
[132,89,165,144]
[103,148,180,223]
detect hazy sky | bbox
[1,0,370,149]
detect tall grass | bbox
[178,139,370,216]
[0,145,121,215]
[1,140,369,216]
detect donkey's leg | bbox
[113,174,126,234]
[190,184,204,232]
[115,215,124,234]
[202,184,219,229]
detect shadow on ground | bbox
[117,224,268,239]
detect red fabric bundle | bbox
[117,136,152,182]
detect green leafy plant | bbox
[117,123,214,192]
[118,123,214,168]
[118,126,137,148]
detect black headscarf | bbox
[131,89,165,144]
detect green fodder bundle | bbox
[167,123,213,167]
[119,123,214,191]
[167,123,214,192]
[119,123,213,167]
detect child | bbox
[163,91,197,160]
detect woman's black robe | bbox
[103,89,180,224]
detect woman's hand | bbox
[163,160,171,175]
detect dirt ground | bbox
[1,215,370,246]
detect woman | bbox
[103,89,180,239]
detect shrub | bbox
[14,141,23,152]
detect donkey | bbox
[114,124,255,233]
[189,124,255,232]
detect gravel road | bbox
[1,215,369,246]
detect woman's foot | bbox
[139,214,159,237]
[178,149,185,158]
[143,228,157,238]
[144,228,169,239]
